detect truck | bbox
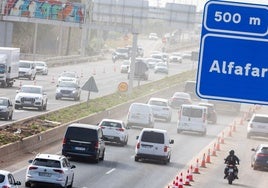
[0,47,20,87]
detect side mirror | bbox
[28,159,33,164]
[16,90,19,93]
[170,139,174,144]
[71,165,76,169]
[251,148,256,152]
[136,136,139,140]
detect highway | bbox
[1,39,267,188]
[0,39,196,126]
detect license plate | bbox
[39,172,51,177]
[23,101,32,104]
[228,169,234,172]
[106,136,114,139]
[75,147,85,151]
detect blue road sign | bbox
[197,0,268,105]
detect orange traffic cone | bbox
[206,148,211,163]
[212,143,217,156]
[193,159,200,174]
[216,137,221,151]
[228,126,232,137]
[184,170,191,186]
[221,132,225,144]
[178,173,184,188]
[51,75,55,83]
[188,166,194,181]
[200,153,206,168]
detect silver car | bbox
[148,97,172,122]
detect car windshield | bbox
[35,63,45,67]
[33,158,61,168]
[19,62,31,68]
[0,99,8,106]
[253,116,268,123]
[116,48,128,53]
[61,72,76,78]
[0,64,5,73]
[59,82,78,88]
[21,86,41,94]
[174,92,190,99]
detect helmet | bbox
[229,150,235,155]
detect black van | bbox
[62,123,105,163]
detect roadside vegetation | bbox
[0,70,195,146]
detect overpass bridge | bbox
[0,0,198,56]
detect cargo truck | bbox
[0,47,20,87]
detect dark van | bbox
[62,123,105,163]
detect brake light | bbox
[2,186,10,188]
[116,128,124,132]
[164,146,168,152]
[62,138,66,144]
[95,142,99,149]
[53,169,64,174]
[257,153,268,157]
[100,126,105,129]
[136,142,140,149]
[29,166,38,170]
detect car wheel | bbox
[25,182,31,187]
[9,112,13,120]
[99,149,105,161]
[62,178,68,188]
[134,156,139,162]
[67,175,74,188]
[14,104,20,109]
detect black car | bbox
[251,144,268,170]
[0,97,13,120]
[55,81,81,101]
[62,123,105,163]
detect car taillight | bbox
[2,186,10,188]
[136,142,140,149]
[164,146,168,152]
[62,138,66,144]
[100,126,105,129]
[53,169,64,174]
[95,142,99,149]
[116,128,124,132]
[257,153,268,157]
[29,166,38,170]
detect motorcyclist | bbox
[224,150,240,179]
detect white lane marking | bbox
[106,168,116,175]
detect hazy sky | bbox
[149,0,267,11]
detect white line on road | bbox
[106,168,116,175]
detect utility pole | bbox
[128,29,138,94]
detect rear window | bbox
[253,116,268,123]
[182,108,203,118]
[66,127,97,141]
[149,100,167,106]
[33,158,61,168]
[0,174,5,183]
[131,104,150,112]
[260,147,268,153]
[101,121,122,128]
[141,131,164,144]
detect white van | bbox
[126,103,154,128]
[177,104,208,136]
[18,60,37,80]
[135,128,174,164]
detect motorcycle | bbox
[225,164,236,184]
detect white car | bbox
[135,128,174,164]
[58,71,79,84]
[25,153,76,188]
[99,118,129,146]
[0,170,21,187]
[120,60,130,73]
[147,97,172,122]
[169,52,183,63]
[15,85,48,111]
[35,61,48,75]
[149,33,158,40]
[247,113,268,139]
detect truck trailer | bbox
[0,47,20,87]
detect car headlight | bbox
[35,96,42,100]
[56,88,61,93]
[0,108,8,112]
[72,90,77,94]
